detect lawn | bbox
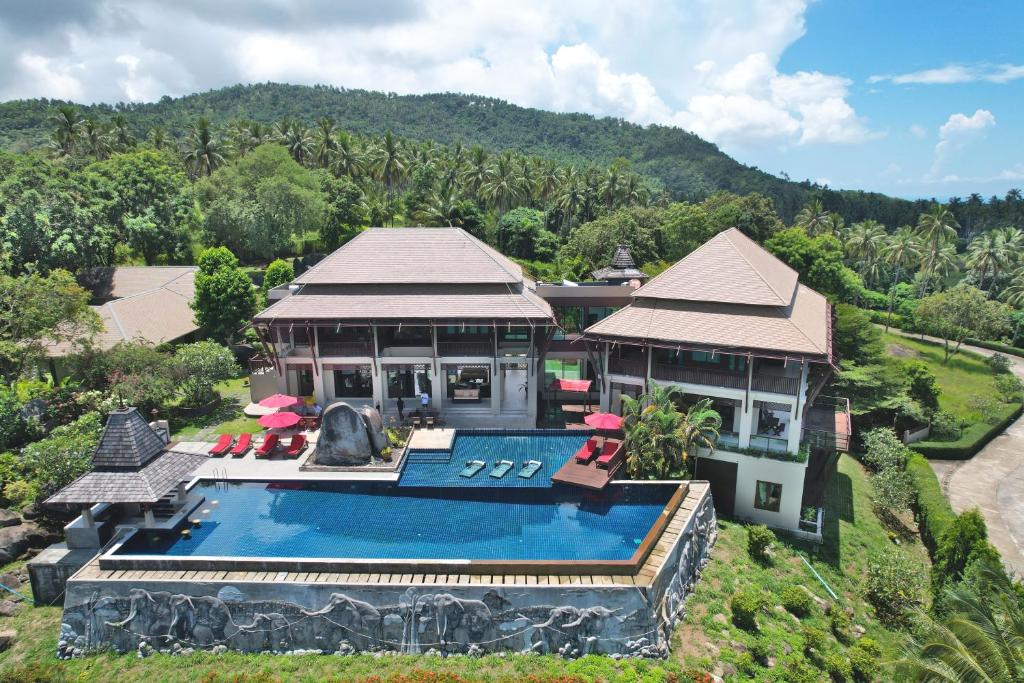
[170,376,263,441]
[674,454,928,680]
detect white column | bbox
[599,343,611,412]
[645,345,652,392]
[144,508,155,528]
[491,363,501,415]
[81,506,95,529]
[739,358,754,448]
[787,361,809,454]
[312,360,326,406]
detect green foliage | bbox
[823,652,853,681]
[985,352,1013,374]
[261,259,295,297]
[913,403,1022,459]
[730,588,765,631]
[561,206,660,270]
[319,173,365,249]
[621,385,720,478]
[994,372,1024,401]
[172,341,239,407]
[914,285,1012,362]
[829,608,853,644]
[848,639,881,682]
[800,625,827,655]
[860,428,907,471]
[928,410,963,441]
[495,208,555,260]
[906,452,957,554]
[864,549,925,628]
[746,524,774,562]
[833,360,905,417]
[191,247,257,345]
[67,342,175,414]
[832,304,884,364]
[765,227,863,301]
[780,585,814,618]
[0,270,100,381]
[871,465,915,513]
[903,361,940,412]
[19,411,102,503]
[0,386,30,452]
[931,509,995,598]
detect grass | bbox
[170,377,263,440]
[674,454,929,680]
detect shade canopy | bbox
[258,411,302,429]
[584,412,623,430]
[550,378,592,393]
[258,393,301,408]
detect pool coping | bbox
[97,481,688,577]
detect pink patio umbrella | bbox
[258,411,302,429]
[258,393,301,408]
[584,412,623,430]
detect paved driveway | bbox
[885,329,1024,574]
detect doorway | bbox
[695,457,738,517]
[287,365,315,398]
[500,363,529,414]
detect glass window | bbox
[500,326,529,341]
[545,358,583,380]
[385,364,432,398]
[332,365,373,398]
[754,481,783,513]
[553,306,584,340]
[691,350,716,364]
[585,306,618,326]
[292,327,310,347]
[445,365,491,399]
[726,354,747,372]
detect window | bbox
[445,365,491,399]
[585,306,618,326]
[726,354,747,372]
[388,326,432,346]
[691,350,716,364]
[500,326,529,342]
[553,306,584,339]
[385,364,431,399]
[753,481,783,513]
[545,358,583,380]
[332,365,373,398]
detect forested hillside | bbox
[0,82,938,225]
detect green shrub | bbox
[749,637,771,665]
[823,652,852,681]
[782,659,826,683]
[860,427,907,471]
[801,625,827,655]
[913,403,1022,459]
[780,585,814,618]
[932,509,994,597]
[871,465,914,513]
[830,608,852,644]
[986,352,1013,374]
[906,453,956,554]
[746,524,774,561]
[865,548,925,628]
[904,360,940,412]
[2,479,35,508]
[849,638,881,682]
[965,337,1024,358]
[995,373,1024,402]
[731,588,765,631]
[928,410,963,441]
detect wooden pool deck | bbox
[72,483,709,589]
[550,457,622,490]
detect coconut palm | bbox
[481,151,522,215]
[538,160,565,203]
[897,559,1024,682]
[183,117,224,177]
[823,212,846,235]
[846,220,888,288]
[678,398,722,465]
[48,104,82,157]
[312,117,338,168]
[920,243,961,294]
[460,145,489,200]
[110,114,136,151]
[281,122,313,165]
[795,199,831,235]
[917,205,961,280]
[226,120,258,158]
[1003,268,1024,307]
[331,131,363,179]
[601,166,623,208]
[555,168,584,236]
[372,131,406,222]
[622,384,720,478]
[146,127,167,151]
[622,173,650,207]
[882,227,922,330]
[81,118,112,160]
[966,231,1009,291]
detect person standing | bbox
[420,390,430,413]
[396,396,405,421]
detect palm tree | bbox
[1003,268,1024,307]
[110,113,135,151]
[897,560,1024,682]
[331,131,363,179]
[621,173,650,207]
[622,384,721,478]
[460,145,489,200]
[846,220,888,288]
[147,127,168,151]
[226,120,257,157]
[372,131,406,224]
[795,199,831,235]
[965,231,1009,291]
[48,104,82,157]
[555,168,584,236]
[538,160,564,203]
[313,117,338,168]
[882,227,922,330]
[81,118,112,160]
[678,398,722,465]
[281,122,313,165]
[823,212,846,235]
[481,151,522,215]
[601,166,623,208]
[917,205,961,292]
[183,117,224,177]
[920,243,960,293]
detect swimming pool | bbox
[116,481,676,562]
[399,430,591,488]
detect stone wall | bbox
[58,487,716,659]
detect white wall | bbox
[701,448,808,531]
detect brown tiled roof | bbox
[584,284,829,358]
[45,450,207,505]
[293,228,523,285]
[79,267,197,301]
[91,408,167,470]
[633,228,798,306]
[254,283,554,322]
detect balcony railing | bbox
[804,395,852,452]
[752,374,800,395]
[609,356,646,377]
[651,364,799,395]
[319,341,372,356]
[438,340,493,356]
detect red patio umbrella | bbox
[584,412,623,430]
[258,411,302,429]
[258,393,301,408]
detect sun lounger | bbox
[518,460,543,479]
[284,434,306,458]
[208,434,233,457]
[596,441,624,469]
[489,460,514,478]
[255,433,279,458]
[574,437,601,464]
[412,416,422,429]
[230,433,252,457]
[426,415,435,429]
[459,460,486,478]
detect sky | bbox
[0,0,1021,200]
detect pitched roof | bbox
[610,244,638,269]
[90,408,167,470]
[254,283,553,322]
[632,228,798,306]
[293,228,523,285]
[78,266,197,301]
[584,284,829,358]
[592,245,647,281]
[45,450,207,505]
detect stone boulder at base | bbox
[313,402,374,466]
[359,406,388,453]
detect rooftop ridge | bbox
[721,229,797,305]
[461,229,523,282]
[291,228,372,284]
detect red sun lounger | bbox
[208,434,233,457]
[596,441,624,469]
[255,433,279,458]
[574,437,601,464]
[284,434,307,458]
[230,433,252,457]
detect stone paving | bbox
[886,329,1024,575]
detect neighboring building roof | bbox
[591,244,647,282]
[90,408,166,470]
[293,228,523,285]
[46,267,198,357]
[45,450,207,505]
[79,266,197,301]
[254,284,554,322]
[633,228,798,306]
[584,284,830,358]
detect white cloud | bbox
[929,109,996,177]
[909,124,926,138]
[0,0,873,149]
[870,63,1024,85]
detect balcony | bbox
[804,395,852,452]
[609,356,646,377]
[438,340,493,357]
[650,364,799,395]
[318,341,372,357]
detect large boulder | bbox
[0,522,47,566]
[359,406,388,453]
[313,403,374,466]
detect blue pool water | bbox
[399,430,591,488]
[117,481,675,561]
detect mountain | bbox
[0,82,926,224]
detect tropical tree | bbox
[482,151,522,215]
[917,205,961,293]
[460,145,489,199]
[48,104,82,157]
[183,117,224,177]
[882,227,922,330]
[622,384,721,478]
[919,243,961,295]
[190,247,257,345]
[279,120,313,166]
[1004,268,1024,307]
[795,199,831,235]
[966,231,1009,291]
[846,220,887,288]
[110,114,136,151]
[372,131,406,222]
[313,117,338,168]
[678,398,723,465]
[914,285,1011,362]
[80,118,112,160]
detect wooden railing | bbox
[609,356,645,377]
[650,364,799,395]
[318,341,372,356]
[751,374,800,395]
[438,340,493,356]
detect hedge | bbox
[906,452,956,555]
[912,403,1023,460]
[965,338,1024,359]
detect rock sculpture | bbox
[313,402,380,466]
[358,405,388,453]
